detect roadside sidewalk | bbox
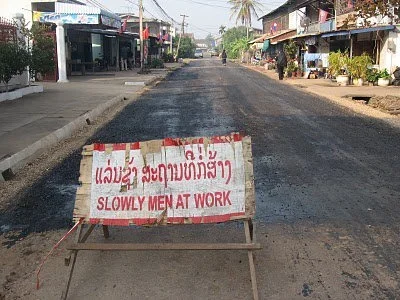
[242,64,400,129]
[0,64,181,181]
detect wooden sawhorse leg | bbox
[244,219,259,300]
[61,224,109,300]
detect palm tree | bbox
[228,0,262,38]
[219,25,226,35]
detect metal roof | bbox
[258,0,293,20]
[249,29,296,44]
[350,25,395,34]
[321,31,349,38]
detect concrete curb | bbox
[0,85,43,103]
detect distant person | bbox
[221,49,227,66]
[127,48,134,69]
[120,46,129,71]
[276,50,287,80]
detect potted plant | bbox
[348,53,372,86]
[284,39,297,60]
[292,65,298,77]
[377,69,391,86]
[297,64,303,77]
[366,68,380,86]
[328,51,350,86]
[286,60,297,78]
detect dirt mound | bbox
[368,95,400,115]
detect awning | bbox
[350,25,395,34]
[270,29,296,44]
[33,2,121,29]
[293,32,320,39]
[76,28,139,39]
[248,33,269,44]
[321,31,349,38]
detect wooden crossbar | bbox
[61,220,260,300]
[67,242,262,251]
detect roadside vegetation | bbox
[0,21,54,91]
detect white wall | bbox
[380,31,399,73]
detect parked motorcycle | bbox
[392,67,400,86]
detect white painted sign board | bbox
[74,134,255,226]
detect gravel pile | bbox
[368,95,400,115]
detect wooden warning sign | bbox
[74,133,255,225]
[62,133,260,300]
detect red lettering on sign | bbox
[112,197,120,210]
[183,193,190,208]
[194,191,232,208]
[215,192,223,206]
[148,195,157,211]
[176,194,185,209]
[223,191,232,206]
[105,197,111,211]
[138,196,145,210]
[97,197,105,210]
[194,193,206,208]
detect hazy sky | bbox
[97,0,287,39]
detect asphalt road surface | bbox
[1,57,400,299]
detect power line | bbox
[187,22,215,35]
[85,0,113,14]
[150,0,180,24]
[125,0,163,21]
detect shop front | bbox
[33,2,124,81]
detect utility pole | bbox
[175,14,188,61]
[181,14,188,35]
[139,0,144,72]
[169,24,173,54]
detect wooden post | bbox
[61,224,84,300]
[102,225,110,239]
[61,224,96,300]
[244,220,259,300]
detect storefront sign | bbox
[74,134,255,226]
[101,15,121,29]
[33,11,99,25]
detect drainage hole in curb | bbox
[2,168,15,181]
[352,96,371,104]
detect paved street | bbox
[1,58,400,299]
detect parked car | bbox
[210,49,219,57]
[194,49,203,58]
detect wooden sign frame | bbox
[61,134,261,299]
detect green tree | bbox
[284,39,297,59]
[0,42,30,91]
[230,38,249,59]
[222,26,250,58]
[228,0,262,37]
[29,23,55,80]
[219,25,226,35]
[173,36,196,58]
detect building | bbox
[119,14,174,61]
[255,0,400,76]
[0,0,141,82]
